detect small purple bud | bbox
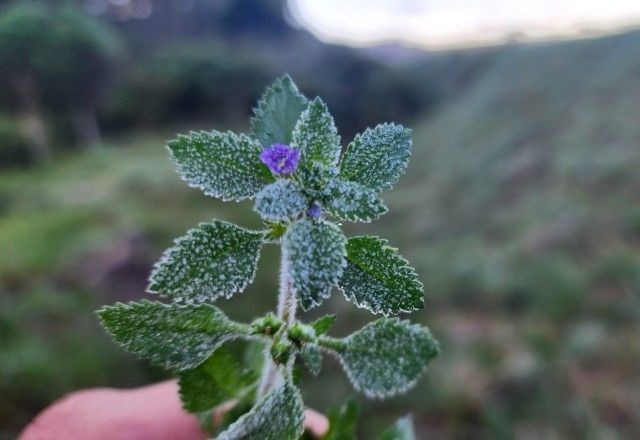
[307,201,323,219]
[259,144,301,175]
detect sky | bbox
[288,0,640,49]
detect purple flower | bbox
[307,201,323,219]
[259,144,301,175]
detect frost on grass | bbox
[338,236,424,315]
[217,380,304,440]
[251,75,308,147]
[283,219,347,310]
[178,348,256,413]
[97,300,249,371]
[148,221,265,303]
[378,416,416,440]
[331,318,439,398]
[292,97,341,169]
[299,343,322,376]
[325,179,388,222]
[168,130,273,201]
[340,123,412,192]
[254,179,307,222]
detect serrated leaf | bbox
[178,348,257,413]
[254,179,308,222]
[251,75,308,147]
[284,219,347,310]
[168,130,273,201]
[378,416,415,440]
[338,236,423,315]
[300,343,322,376]
[326,179,388,222]
[217,380,305,440]
[292,97,341,168]
[331,319,439,398]
[310,314,337,335]
[148,221,265,303]
[97,301,248,371]
[340,123,412,192]
[322,398,359,440]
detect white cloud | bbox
[288,0,640,48]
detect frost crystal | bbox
[338,236,424,315]
[283,219,347,310]
[325,179,388,222]
[292,96,341,168]
[148,221,265,303]
[300,343,323,376]
[259,144,301,175]
[168,130,273,201]
[334,318,439,398]
[254,179,307,221]
[340,123,412,192]
[97,300,249,371]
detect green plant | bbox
[98,76,439,438]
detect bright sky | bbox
[288,0,640,49]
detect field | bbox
[2,25,640,439]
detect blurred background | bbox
[1,0,640,438]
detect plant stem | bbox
[257,247,296,397]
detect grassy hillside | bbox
[2,31,640,438]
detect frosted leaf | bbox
[217,380,304,440]
[378,416,416,440]
[297,162,337,201]
[178,348,257,413]
[310,314,337,335]
[97,300,249,371]
[326,179,388,222]
[332,318,439,398]
[299,343,322,376]
[251,75,308,147]
[292,97,341,168]
[283,219,347,310]
[254,179,308,222]
[340,123,412,192]
[338,236,423,315]
[168,130,273,201]
[148,221,265,303]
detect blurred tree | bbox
[0,1,122,161]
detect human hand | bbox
[20,380,328,439]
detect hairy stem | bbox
[257,247,296,397]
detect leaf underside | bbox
[336,318,439,398]
[283,219,347,310]
[168,130,273,201]
[251,75,308,147]
[178,348,257,413]
[217,380,305,440]
[148,220,265,303]
[340,123,412,192]
[338,236,423,315]
[97,300,246,371]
